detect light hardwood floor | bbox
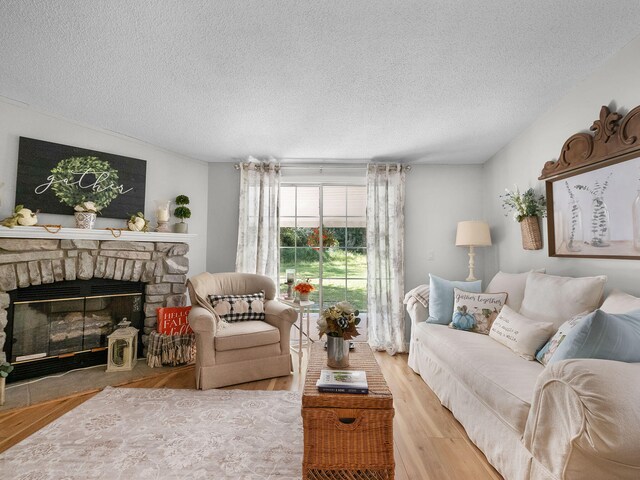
[0,352,501,479]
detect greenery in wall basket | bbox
[501,186,546,222]
[51,156,120,210]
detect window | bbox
[279,185,367,313]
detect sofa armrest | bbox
[188,306,217,334]
[264,300,298,326]
[523,359,640,479]
[264,300,298,355]
[188,306,218,368]
[405,284,429,328]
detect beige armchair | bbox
[187,272,297,389]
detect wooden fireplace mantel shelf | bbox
[0,225,196,242]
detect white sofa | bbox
[406,277,640,480]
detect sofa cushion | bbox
[427,274,482,325]
[214,320,280,351]
[485,269,545,311]
[489,306,555,361]
[519,272,606,330]
[209,291,266,322]
[450,288,507,334]
[536,311,590,366]
[414,322,543,434]
[548,309,640,364]
[600,289,640,314]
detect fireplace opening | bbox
[4,279,145,383]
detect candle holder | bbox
[156,220,171,232]
[285,269,295,299]
[154,200,171,232]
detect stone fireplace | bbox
[0,229,193,381]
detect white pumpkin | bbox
[16,208,38,226]
[127,216,146,231]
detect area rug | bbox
[0,387,303,479]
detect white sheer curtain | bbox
[235,158,280,283]
[366,164,407,354]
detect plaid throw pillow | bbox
[208,291,266,322]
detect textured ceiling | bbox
[1,1,640,164]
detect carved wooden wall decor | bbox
[541,104,640,260]
[540,105,640,180]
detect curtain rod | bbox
[233,162,411,170]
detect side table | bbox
[280,298,314,372]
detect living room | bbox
[1,2,640,479]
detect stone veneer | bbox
[0,238,190,362]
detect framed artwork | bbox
[540,105,640,259]
[15,137,147,219]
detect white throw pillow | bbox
[489,305,555,360]
[485,269,545,311]
[450,288,507,334]
[600,290,640,314]
[519,272,606,331]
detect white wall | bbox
[0,98,209,275]
[405,164,486,290]
[207,163,240,273]
[483,35,640,296]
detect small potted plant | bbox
[501,186,546,250]
[0,361,14,406]
[74,201,101,229]
[293,280,315,302]
[173,195,191,233]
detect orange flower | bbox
[294,282,315,294]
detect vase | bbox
[633,190,640,252]
[564,199,583,252]
[74,212,96,229]
[589,196,610,247]
[299,292,309,302]
[174,222,188,233]
[326,335,349,368]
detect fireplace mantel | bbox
[0,226,196,242]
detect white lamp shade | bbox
[456,221,492,247]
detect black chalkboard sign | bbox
[15,137,146,219]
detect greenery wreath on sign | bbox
[50,156,120,209]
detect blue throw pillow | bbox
[548,309,640,364]
[427,274,482,325]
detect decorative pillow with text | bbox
[489,305,555,360]
[450,289,507,334]
[208,291,265,322]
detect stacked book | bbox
[316,369,368,394]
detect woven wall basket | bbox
[520,216,543,250]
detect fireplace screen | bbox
[11,293,143,363]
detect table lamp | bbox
[455,221,492,281]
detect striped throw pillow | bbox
[208,291,265,322]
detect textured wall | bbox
[482,35,640,296]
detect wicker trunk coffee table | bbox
[302,342,394,479]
